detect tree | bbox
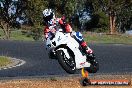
[48,0,77,20]
[92,0,132,34]
[25,0,48,26]
[116,0,132,33]
[0,0,28,39]
[23,0,49,40]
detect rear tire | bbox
[86,53,99,73]
[87,60,99,73]
[56,50,76,74]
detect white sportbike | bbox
[45,29,99,74]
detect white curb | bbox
[0,57,26,70]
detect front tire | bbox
[56,50,76,74]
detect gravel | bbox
[0,74,131,88]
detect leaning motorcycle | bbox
[45,28,99,74]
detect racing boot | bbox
[81,41,95,62]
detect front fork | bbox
[48,48,56,59]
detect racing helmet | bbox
[43,9,55,23]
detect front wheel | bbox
[56,50,76,74]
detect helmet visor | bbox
[44,13,53,22]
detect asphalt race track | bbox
[0,40,132,77]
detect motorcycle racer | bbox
[43,9,94,59]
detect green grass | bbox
[10,30,34,41]
[1,29,132,44]
[0,56,11,67]
[0,29,4,37]
[83,32,132,44]
[0,29,34,41]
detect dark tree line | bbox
[0,0,131,39]
[0,0,28,39]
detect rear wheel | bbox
[56,50,76,74]
[87,60,99,73]
[85,53,99,73]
